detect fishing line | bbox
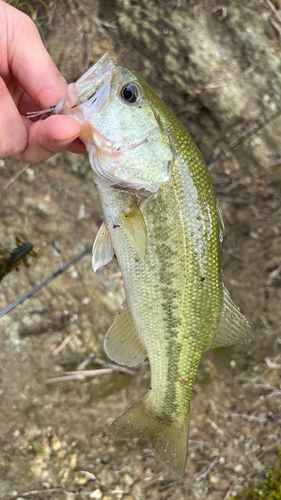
[0,247,92,319]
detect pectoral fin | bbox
[206,285,253,349]
[92,221,114,272]
[123,203,147,261]
[104,305,147,366]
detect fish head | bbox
[57,51,174,193]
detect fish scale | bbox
[56,50,253,476]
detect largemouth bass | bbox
[53,51,253,476]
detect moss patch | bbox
[231,450,281,500]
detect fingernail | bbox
[55,135,79,147]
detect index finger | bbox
[3,2,68,109]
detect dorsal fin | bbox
[92,221,114,272]
[206,285,253,350]
[104,305,147,366]
[123,203,147,261]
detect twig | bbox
[209,398,229,425]
[257,439,281,459]
[243,63,260,76]
[203,81,231,90]
[52,331,77,355]
[265,0,281,24]
[206,418,227,441]
[230,413,269,423]
[260,353,281,378]
[212,6,227,20]
[267,266,281,286]
[265,357,281,369]
[224,249,249,261]
[271,16,281,35]
[222,179,241,193]
[248,376,281,397]
[46,362,137,382]
[73,0,116,46]
[195,456,219,481]
[46,368,114,382]
[79,470,98,481]
[3,163,30,190]
[223,480,237,500]
[212,399,268,423]
[21,488,76,497]
[76,353,95,370]
[266,390,281,398]
[217,195,250,205]
[212,401,269,423]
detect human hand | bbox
[0,0,85,163]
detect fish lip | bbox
[72,51,118,107]
[56,51,119,113]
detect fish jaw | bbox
[54,50,119,116]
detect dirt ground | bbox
[1,1,281,499]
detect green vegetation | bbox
[231,450,281,500]
[6,0,50,42]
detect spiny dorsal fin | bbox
[104,305,147,366]
[92,221,114,272]
[206,284,253,350]
[123,203,147,261]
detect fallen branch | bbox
[53,331,78,355]
[223,480,237,500]
[265,357,281,369]
[206,418,227,441]
[46,368,113,383]
[196,456,219,482]
[46,362,136,382]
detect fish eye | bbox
[120,83,140,103]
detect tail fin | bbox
[108,400,190,477]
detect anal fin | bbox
[206,285,253,350]
[104,305,147,366]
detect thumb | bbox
[15,115,81,163]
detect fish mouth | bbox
[55,51,119,114]
[58,50,153,153]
